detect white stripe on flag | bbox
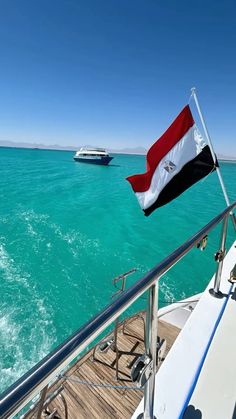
[136,125,206,210]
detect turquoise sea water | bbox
[0,147,235,394]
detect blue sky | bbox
[0,0,235,154]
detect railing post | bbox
[36,385,48,419]
[209,214,229,298]
[143,281,158,419]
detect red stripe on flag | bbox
[127,105,194,193]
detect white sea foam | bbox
[0,243,29,286]
[26,222,37,237]
[17,209,100,259]
[20,209,49,224]
[17,209,50,253]
[48,222,100,257]
[0,241,55,393]
[160,279,176,302]
[0,313,54,392]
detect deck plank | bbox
[25,312,180,419]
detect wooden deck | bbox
[26,312,180,419]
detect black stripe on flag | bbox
[144,146,217,216]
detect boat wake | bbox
[0,242,55,393]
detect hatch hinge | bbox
[214,249,226,262]
[196,235,208,251]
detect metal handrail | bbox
[0,202,235,419]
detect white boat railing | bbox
[0,203,235,419]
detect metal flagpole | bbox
[190,87,236,232]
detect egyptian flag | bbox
[127,105,217,216]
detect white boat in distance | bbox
[73,147,113,165]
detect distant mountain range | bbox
[0,140,235,160]
[0,140,147,155]
[0,140,78,151]
[110,146,147,155]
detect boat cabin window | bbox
[79,152,107,157]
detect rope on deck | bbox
[60,375,143,391]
